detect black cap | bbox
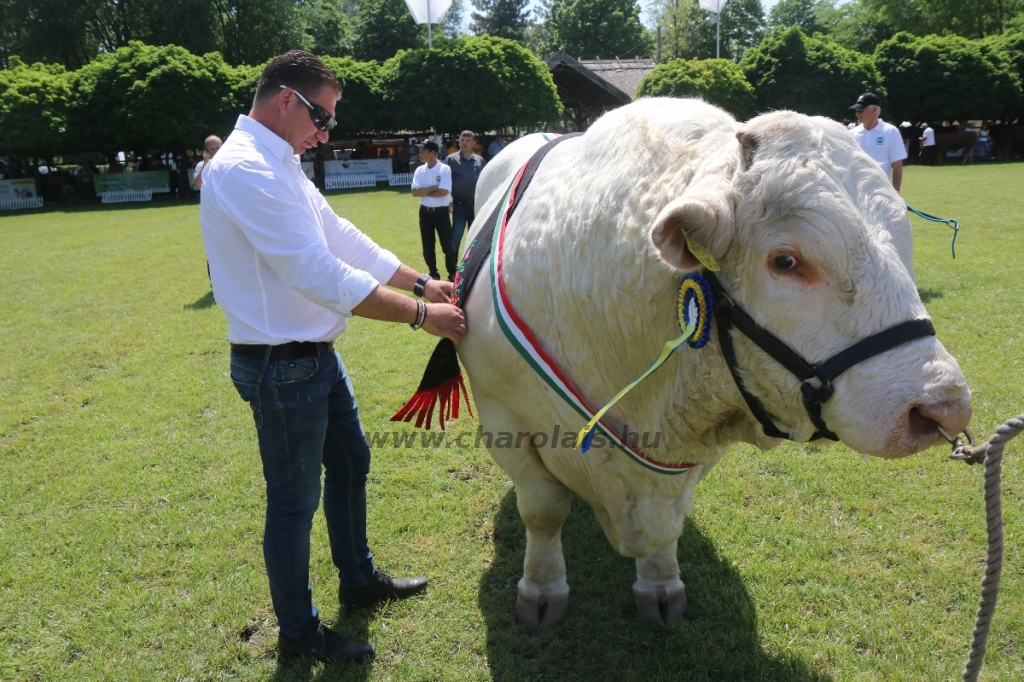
[850,92,881,110]
[415,140,439,153]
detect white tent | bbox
[404,0,453,47]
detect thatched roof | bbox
[578,58,658,100]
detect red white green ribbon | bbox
[489,160,699,475]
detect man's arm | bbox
[411,184,438,197]
[352,284,466,344]
[891,160,903,194]
[387,264,453,303]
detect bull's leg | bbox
[633,541,687,626]
[513,470,572,630]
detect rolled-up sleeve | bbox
[214,160,380,316]
[315,189,401,284]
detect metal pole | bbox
[427,0,432,47]
[716,11,720,59]
[656,26,662,63]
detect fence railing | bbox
[101,189,153,204]
[0,197,45,211]
[325,173,378,190]
[388,173,414,186]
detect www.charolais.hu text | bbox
[365,425,664,450]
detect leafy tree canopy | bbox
[651,0,765,62]
[0,58,71,157]
[637,58,755,119]
[380,36,561,132]
[353,0,425,62]
[547,0,651,59]
[740,26,884,119]
[874,31,1023,122]
[471,0,532,42]
[321,56,386,136]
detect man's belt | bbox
[452,196,474,206]
[420,205,448,212]
[230,340,334,360]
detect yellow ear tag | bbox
[684,234,720,271]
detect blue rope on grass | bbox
[907,204,960,259]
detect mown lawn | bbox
[1,164,1022,682]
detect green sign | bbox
[94,171,170,194]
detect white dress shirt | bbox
[411,161,452,208]
[201,115,400,345]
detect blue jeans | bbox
[230,348,377,640]
[451,203,474,254]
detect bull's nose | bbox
[908,398,973,443]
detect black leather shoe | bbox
[341,571,428,608]
[278,619,374,664]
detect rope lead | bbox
[907,204,960,259]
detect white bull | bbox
[458,98,971,629]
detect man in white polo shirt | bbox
[849,92,907,194]
[200,50,465,665]
[410,140,457,281]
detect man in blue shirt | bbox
[444,130,485,254]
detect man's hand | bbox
[411,184,439,197]
[423,303,466,345]
[423,278,453,303]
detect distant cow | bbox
[934,131,978,164]
[990,124,1024,160]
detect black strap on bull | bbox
[391,132,584,429]
[705,270,937,442]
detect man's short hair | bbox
[460,130,475,138]
[254,50,342,104]
[205,135,222,150]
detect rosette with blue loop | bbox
[677,272,714,349]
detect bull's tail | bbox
[390,338,472,430]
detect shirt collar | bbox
[234,114,295,165]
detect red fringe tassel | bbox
[390,373,473,430]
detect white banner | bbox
[324,159,391,181]
[404,0,452,24]
[699,0,728,12]
[0,178,38,200]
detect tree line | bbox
[637,27,1024,125]
[0,37,561,159]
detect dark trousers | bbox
[230,348,377,640]
[451,203,474,254]
[921,146,936,165]
[419,206,457,278]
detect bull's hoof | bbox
[632,579,686,626]
[516,578,569,630]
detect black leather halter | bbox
[704,271,936,442]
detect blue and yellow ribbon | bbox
[577,272,715,452]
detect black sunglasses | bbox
[280,85,337,132]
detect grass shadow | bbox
[479,489,831,682]
[185,291,216,310]
[264,607,376,682]
[918,288,944,304]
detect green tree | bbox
[67,42,242,153]
[213,0,309,66]
[471,0,531,41]
[298,0,356,57]
[637,57,755,118]
[380,35,561,132]
[652,0,764,62]
[0,0,98,70]
[353,0,424,62]
[0,57,70,157]
[767,0,827,34]
[740,26,884,119]
[547,0,651,59]
[321,56,386,136]
[874,32,1023,122]
[986,31,1024,117]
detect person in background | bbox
[200,50,466,665]
[486,136,504,159]
[192,135,223,191]
[919,123,937,166]
[976,123,992,160]
[410,140,456,280]
[849,92,907,194]
[443,130,485,255]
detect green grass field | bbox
[1,164,1022,681]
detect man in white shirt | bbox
[410,140,457,280]
[201,51,465,665]
[919,122,937,165]
[849,92,907,194]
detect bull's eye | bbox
[772,254,797,270]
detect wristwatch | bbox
[413,273,432,298]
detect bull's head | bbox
[650,111,971,457]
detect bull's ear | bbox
[650,195,732,272]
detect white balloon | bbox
[698,0,729,12]
[404,0,453,24]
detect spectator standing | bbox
[192,135,223,190]
[977,123,992,160]
[919,123,937,165]
[849,92,907,194]
[200,50,466,665]
[411,140,457,280]
[444,130,485,254]
[487,136,504,159]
